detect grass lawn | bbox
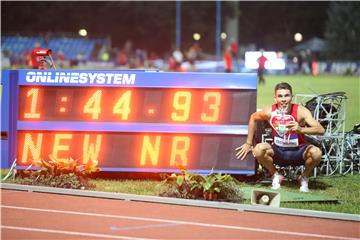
[257,74,359,131]
[242,174,360,214]
[88,173,360,215]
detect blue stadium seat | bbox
[1,35,106,62]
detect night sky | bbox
[1,1,329,54]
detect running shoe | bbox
[298,175,309,193]
[271,173,284,190]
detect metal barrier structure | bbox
[342,124,360,175]
[295,92,349,176]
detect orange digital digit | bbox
[113,90,131,120]
[171,91,191,122]
[24,88,41,119]
[201,92,221,122]
[83,90,102,120]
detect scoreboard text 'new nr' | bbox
[1,70,257,174]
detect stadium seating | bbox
[1,35,109,61]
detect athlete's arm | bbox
[287,106,325,135]
[236,107,271,160]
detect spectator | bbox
[57,50,65,68]
[117,50,128,67]
[23,50,31,68]
[230,39,239,72]
[257,49,268,84]
[307,54,313,74]
[77,50,86,65]
[124,40,133,55]
[1,49,11,68]
[168,55,177,71]
[230,39,238,57]
[311,56,318,76]
[101,51,109,62]
[223,46,233,73]
[186,43,200,71]
[297,54,303,73]
[172,48,184,71]
[135,49,147,68]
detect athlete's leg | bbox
[252,143,276,175]
[302,145,322,177]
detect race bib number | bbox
[274,136,299,147]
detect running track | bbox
[1,189,359,240]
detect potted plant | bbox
[16,155,99,189]
[200,168,234,200]
[160,166,203,199]
[160,166,244,202]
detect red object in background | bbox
[23,50,31,67]
[311,58,318,76]
[230,41,238,56]
[31,48,54,69]
[57,51,65,68]
[118,51,127,66]
[57,51,64,61]
[223,50,232,73]
[257,55,268,70]
[31,47,42,69]
[168,57,177,71]
[149,51,159,61]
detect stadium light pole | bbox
[215,0,221,69]
[176,0,181,49]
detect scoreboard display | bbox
[1,70,257,174]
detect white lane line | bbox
[1,205,358,240]
[110,223,182,231]
[1,225,157,240]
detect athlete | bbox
[236,82,325,192]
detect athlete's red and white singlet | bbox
[269,104,305,148]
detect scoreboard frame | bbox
[1,69,257,174]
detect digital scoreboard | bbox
[1,70,257,174]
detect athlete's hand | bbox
[286,121,301,133]
[235,143,253,160]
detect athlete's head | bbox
[274,82,293,110]
[274,82,292,94]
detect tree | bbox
[325,2,360,60]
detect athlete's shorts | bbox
[257,68,264,77]
[272,144,309,166]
